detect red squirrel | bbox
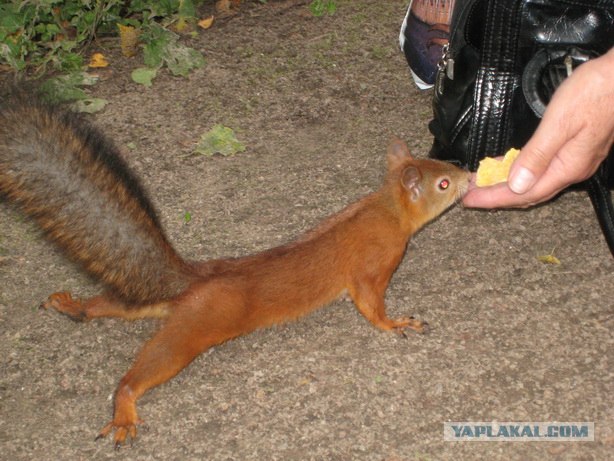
[0,89,469,447]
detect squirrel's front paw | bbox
[96,417,144,449]
[98,386,144,448]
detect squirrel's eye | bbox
[438,178,450,190]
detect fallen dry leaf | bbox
[174,18,191,33]
[118,24,140,57]
[88,53,109,68]
[216,0,231,14]
[537,253,561,265]
[198,16,215,29]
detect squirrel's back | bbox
[0,89,193,303]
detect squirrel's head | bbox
[386,138,470,229]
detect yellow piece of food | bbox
[475,148,520,187]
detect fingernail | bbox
[509,167,535,194]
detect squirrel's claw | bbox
[390,316,430,335]
[96,418,143,448]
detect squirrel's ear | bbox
[387,137,414,171]
[401,166,423,201]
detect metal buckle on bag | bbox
[436,43,455,95]
[522,47,594,117]
[564,55,573,77]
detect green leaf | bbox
[39,72,100,103]
[58,51,83,71]
[45,23,61,36]
[0,5,25,34]
[178,0,196,19]
[143,25,171,68]
[0,42,25,70]
[142,24,204,76]
[131,67,158,86]
[194,125,246,157]
[149,0,180,18]
[72,98,108,114]
[164,41,205,76]
[309,0,337,16]
[326,1,337,14]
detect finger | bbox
[462,183,525,208]
[507,65,587,195]
[463,168,568,209]
[508,116,568,194]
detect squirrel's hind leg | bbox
[98,301,234,447]
[42,292,171,321]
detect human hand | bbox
[463,47,614,209]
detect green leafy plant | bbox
[309,0,337,17]
[128,21,205,86]
[0,0,203,79]
[39,72,108,112]
[1,0,122,73]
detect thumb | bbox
[508,117,566,194]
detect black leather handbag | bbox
[424,0,614,255]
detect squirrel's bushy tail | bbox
[0,89,193,303]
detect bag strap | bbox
[587,166,614,257]
[467,0,523,169]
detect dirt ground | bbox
[1,1,613,460]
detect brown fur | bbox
[1,95,469,447]
[0,90,193,303]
